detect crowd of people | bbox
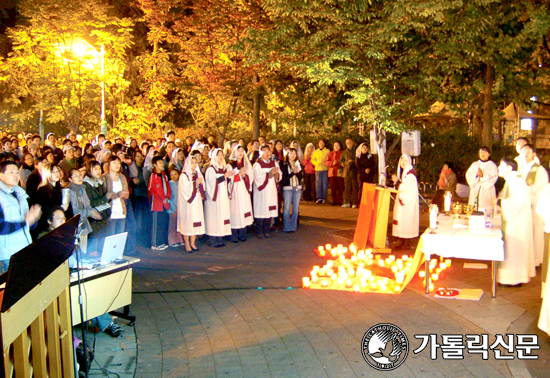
[4,128,550,338]
[0,131,379,261]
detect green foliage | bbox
[413,127,515,187]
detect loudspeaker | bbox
[402,131,421,156]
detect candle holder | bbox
[464,205,473,219]
[452,202,462,220]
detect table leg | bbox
[425,258,430,294]
[491,260,497,298]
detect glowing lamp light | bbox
[429,283,435,292]
[331,274,338,281]
[419,270,426,278]
[345,279,353,288]
[394,285,401,293]
[348,268,355,278]
[331,249,337,257]
[440,262,447,270]
[351,256,357,263]
[326,260,333,268]
[325,244,332,250]
[357,252,366,261]
[431,273,439,281]
[343,247,348,253]
[311,275,319,283]
[320,250,326,257]
[391,266,398,273]
[389,255,396,262]
[353,284,360,292]
[318,246,324,252]
[445,259,452,267]
[302,277,310,288]
[321,279,329,288]
[378,259,385,267]
[370,282,378,290]
[339,255,346,262]
[402,255,409,261]
[349,244,357,253]
[337,277,345,285]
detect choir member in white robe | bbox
[253,144,281,238]
[228,145,254,242]
[518,144,549,267]
[391,154,419,250]
[494,158,535,286]
[177,155,206,253]
[204,148,233,247]
[536,183,550,335]
[466,147,498,213]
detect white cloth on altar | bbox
[466,160,498,211]
[498,171,535,285]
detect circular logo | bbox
[361,323,409,371]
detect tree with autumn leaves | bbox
[1,0,550,153]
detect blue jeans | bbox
[283,189,302,232]
[109,218,126,236]
[316,171,328,200]
[92,313,113,331]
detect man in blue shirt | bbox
[0,161,41,273]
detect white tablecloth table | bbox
[420,214,504,297]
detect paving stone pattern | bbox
[120,203,549,378]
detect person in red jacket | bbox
[325,141,344,206]
[148,156,171,250]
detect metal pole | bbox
[39,109,44,145]
[100,44,107,136]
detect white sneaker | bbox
[342,204,351,208]
[158,244,169,250]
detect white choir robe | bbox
[177,171,205,236]
[392,168,419,238]
[228,163,254,229]
[204,166,232,237]
[536,183,550,335]
[519,161,549,266]
[498,171,535,285]
[253,159,281,219]
[466,160,498,211]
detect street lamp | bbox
[66,40,107,136]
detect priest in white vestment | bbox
[466,147,498,213]
[518,144,549,267]
[178,155,206,253]
[253,145,281,238]
[205,148,233,247]
[228,145,254,242]
[493,158,535,286]
[536,183,550,335]
[391,154,419,250]
[514,137,540,170]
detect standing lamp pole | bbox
[39,109,44,145]
[99,44,107,136]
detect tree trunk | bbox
[252,75,261,140]
[472,99,483,140]
[482,63,494,151]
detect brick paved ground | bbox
[101,202,549,377]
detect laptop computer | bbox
[80,232,128,269]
